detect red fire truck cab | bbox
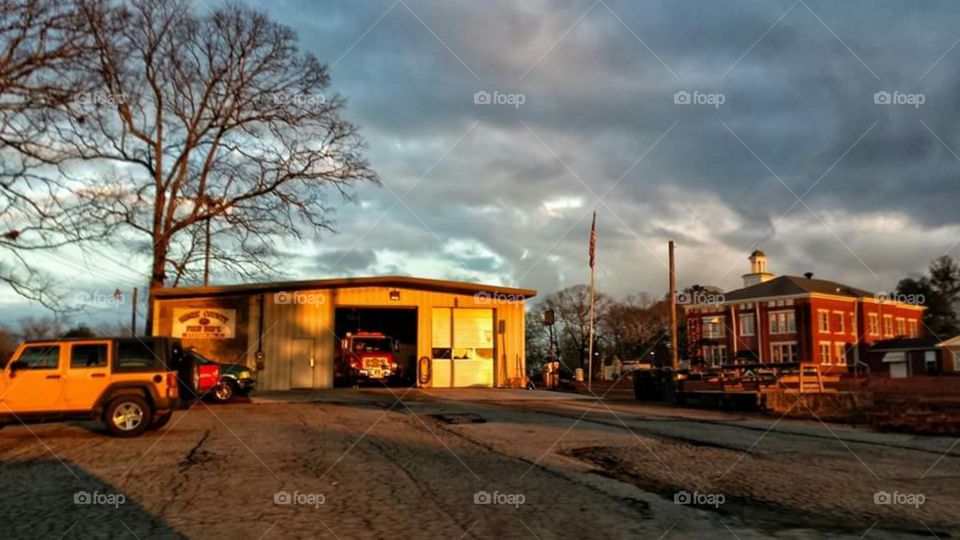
[336,331,400,384]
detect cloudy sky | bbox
[5,0,960,323]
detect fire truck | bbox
[336,331,400,384]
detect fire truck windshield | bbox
[353,338,392,352]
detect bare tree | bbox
[533,284,613,372]
[0,0,109,308]
[602,293,669,361]
[0,322,17,366]
[62,0,377,331]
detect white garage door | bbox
[431,308,494,388]
[883,352,908,379]
[889,362,907,378]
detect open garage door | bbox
[334,307,417,387]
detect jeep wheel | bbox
[149,411,173,431]
[213,381,235,403]
[105,396,152,437]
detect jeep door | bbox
[62,341,112,411]
[0,343,64,412]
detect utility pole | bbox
[130,287,138,336]
[587,212,598,390]
[544,309,556,360]
[669,241,679,370]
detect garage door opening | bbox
[334,307,417,387]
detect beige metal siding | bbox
[156,285,528,390]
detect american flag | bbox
[588,211,597,269]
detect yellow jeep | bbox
[0,337,181,437]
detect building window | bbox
[868,314,879,336]
[819,343,831,365]
[769,310,796,335]
[818,310,830,333]
[738,313,755,337]
[834,343,847,366]
[896,318,906,336]
[883,315,893,336]
[908,320,918,338]
[833,311,845,334]
[704,345,728,367]
[770,342,798,363]
[925,351,938,375]
[702,316,726,339]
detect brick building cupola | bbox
[742,249,775,287]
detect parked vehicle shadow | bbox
[0,458,186,538]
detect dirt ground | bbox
[0,388,958,539]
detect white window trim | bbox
[868,313,879,336]
[833,310,845,334]
[834,343,847,365]
[701,315,726,339]
[819,342,832,365]
[704,345,728,367]
[770,341,798,363]
[738,313,756,337]
[818,309,830,333]
[769,310,796,335]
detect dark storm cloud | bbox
[315,249,377,274]
[240,1,960,296]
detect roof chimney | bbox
[804,272,814,279]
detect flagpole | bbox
[587,211,597,390]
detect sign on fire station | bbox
[172,308,237,339]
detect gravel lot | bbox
[0,389,958,539]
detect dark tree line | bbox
[526,285,675,377]
[896,255,960,338]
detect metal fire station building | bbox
[151,276,535,390]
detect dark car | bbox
[180,349,222,400]
[212,362,256,402]
[183,348,255,403]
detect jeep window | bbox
[71,344,109,369]
[187,349,216,365]
[116,341,160,371]
[15,345,60,369]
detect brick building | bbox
[684,250,926,374]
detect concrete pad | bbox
[417,388,592,401]
[249,387,592,404]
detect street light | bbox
[543,309,556,362]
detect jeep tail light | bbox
[167,372,178,398]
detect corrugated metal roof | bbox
[154,275,537,300]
